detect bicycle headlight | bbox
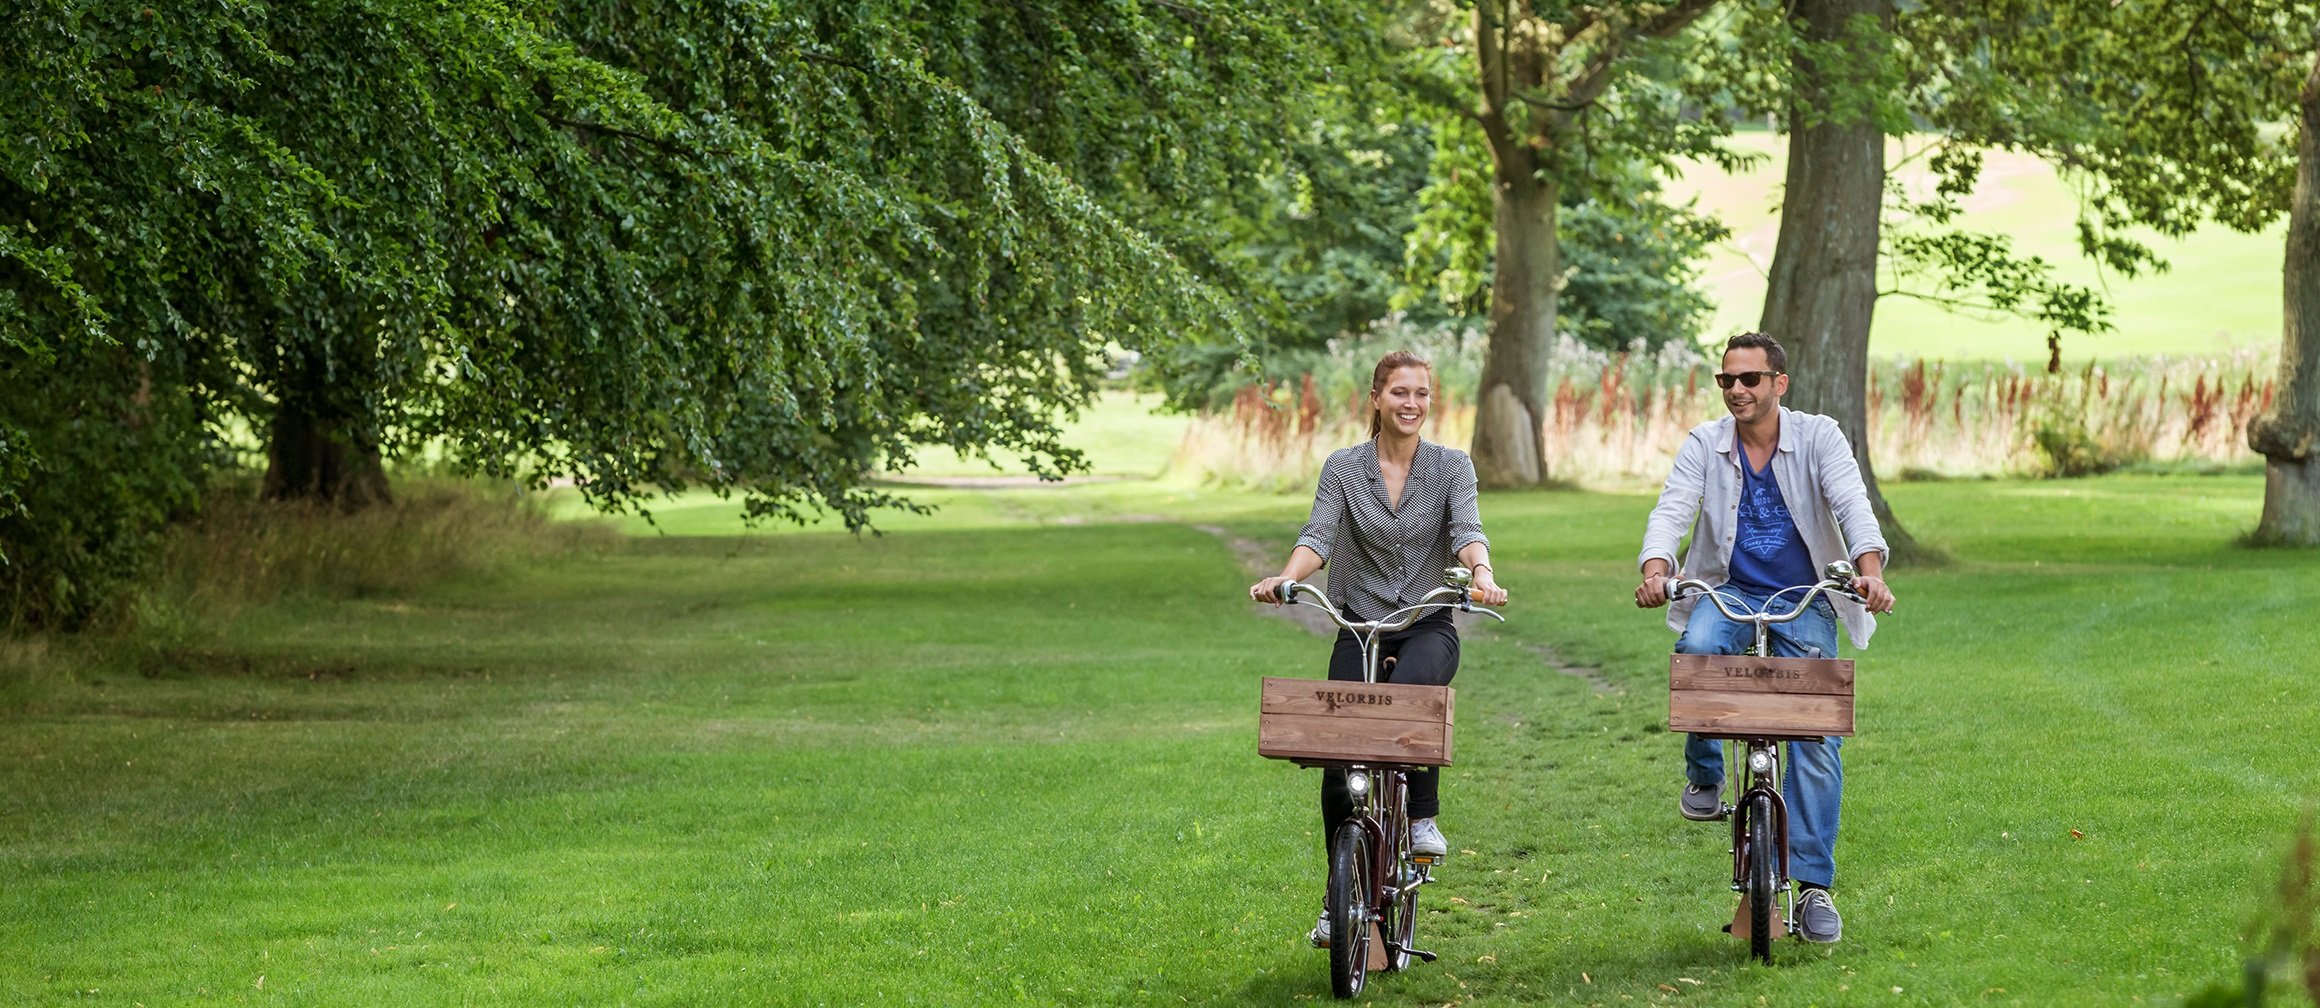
[1345,772,1371,800]
[1748,749,1777,776]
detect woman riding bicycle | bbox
[1248,350,1508,946]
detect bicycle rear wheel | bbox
[1327,822,1372,998]
[1744,792,1777,964]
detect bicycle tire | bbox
[1327,821,1371,998]
[1745,792,1777,964]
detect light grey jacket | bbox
[1638,407,1889,648]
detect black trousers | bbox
[1319,611,1460,845]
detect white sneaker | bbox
[1409,817,1448,857]
[1308,910,1331,948]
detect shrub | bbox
[2029,411,2121,477]
[2181,812,2319,1007]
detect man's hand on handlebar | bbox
[1849,574,1895,614]
[1635,570,1672,609]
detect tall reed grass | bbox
[147,476,611,617]
[3,476,610,709]
[1878,354,2275,478]
[1171,324,2274,490]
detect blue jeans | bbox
[1675,589,1844,890]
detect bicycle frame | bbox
[1667,562,1863,958]
[1726,735,1793,931]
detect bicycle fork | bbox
[1728,742,1794,937]
[1729,789,1792,885]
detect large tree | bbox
[1458,0,1723,487]
[2277,46,2320,542]
[1398,83,1724,356]
[1755,0,1898,541]
[0,0,1365,625]
[1949,1,2317,541]
[1737,0,2123,558]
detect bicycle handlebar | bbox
[1666,576,1865,625]
[1280,579,1505,636]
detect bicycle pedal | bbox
[1408,853,1440,866]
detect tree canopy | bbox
[12,0,2318,625]
[0,0,1372,625]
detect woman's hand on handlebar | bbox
[1470,568,1509,608]
[1249,575,1293,605]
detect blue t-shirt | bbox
[1726,440,1817,596]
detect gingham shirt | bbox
[1295,439,1489,623]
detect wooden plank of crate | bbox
[1668,654,1854,695]
[1258,677,1455,766]
[1257,677,1454,723]
[1256,712,1452,766]
[1668,689,1855,738]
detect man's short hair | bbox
[1726,332,1787,374]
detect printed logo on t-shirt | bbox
[1738,482,1793,559]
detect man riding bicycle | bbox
[1632,332,1897,944]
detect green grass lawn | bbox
[1669,132,2288,363]
[5,472,2316,1005]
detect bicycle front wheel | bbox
[1744,792,1777,964]
[1327,821,1372,998]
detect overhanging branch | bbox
[540,113,703,161]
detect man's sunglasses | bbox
[1714,370,1781,390]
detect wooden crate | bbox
[1257,677,1454,767]
[1668,654,1855,739]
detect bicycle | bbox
[1663,561,1864,964]
[1264,567,1503,998]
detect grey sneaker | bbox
[1308,910,1331,948]
[1409,817,1448,857]
[1795,887,1842,943]
[1680,780,1725,821]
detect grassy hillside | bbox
[1667,132,2286,363]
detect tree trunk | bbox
[1473,169,1559,488]
[1758,0,1923,560]
[2249,51,2320,545]
[1462,0,1715,487]
[262,348,391,510]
